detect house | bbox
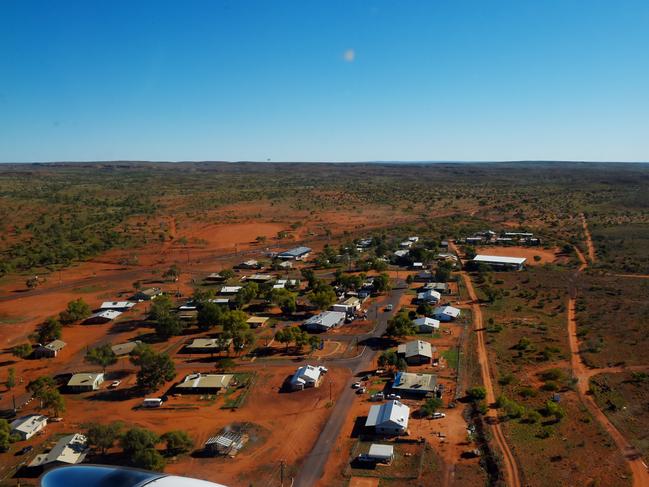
[277,246,312,261]
[408,236,419,243]
[185,337,231,353]
[360,444,394,464]
[358,238,373,248]
[99,301,136,311]
[205,272,227,282]
[411,262,424,270]
[33,339,66,359]
[175,373,234,394]
[205,430,248,456]
[243,274,273,283]
[67,372,104,392]
[472,255,526,271]
[365,400,410,436]
[412,317,440,333]
[84,310,122,324]
[432,305,461,322]
[111,340,141,357]
[425,282,450,294]
[131,287,163,302]
[278,260,293,269]
[303,311,346,332]
[246,316,269,328]
[289,365,327,390]
[392,371,437,395]
[219,285,242,295]
[397,340,434,365]
[393,249,409,259]
[237,260,262,269]
[414,271,434,282]
[208,298,232,306]
[399,240,413,249]
[178,309,198,321]
[417,289,441,304]
[10,415,48,440]
[331,297,361,315]
[28,433,88,468]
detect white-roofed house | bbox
[365,400,410,436]
[28,433,88,468]
[33,339,66,359]
[289,365,327,391]
[417,289,441,304]
[397,340,434,365]
[412,317,440,333]
[219,286,242,295]
[303,311,346,332]
[99,301,136,311]
[10,414,48,440]
[472,254,526,271]
[175,373,234,394]
[66,372,104,392]
[432,305,461,322]
[84,310,122,324]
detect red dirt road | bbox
[459,271,521,487]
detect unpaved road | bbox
[459,271,521,487]
[580,213,596,263]
[569,243,649,486]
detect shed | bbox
[67,372,104,392]
[303,311,346,332]
[205,430,248,456]
[28,433,88,467]
[277,246,311,261]
[175,373,234,394]
[84,310,122,324]
[397,340,434,364]
[365,400,410,435]
[33,340,67,358]
[10,415,48,440]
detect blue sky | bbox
[1,0,648,162]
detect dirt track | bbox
[459,271,521,487]
[569,231,649,486]
[580,213,596,263]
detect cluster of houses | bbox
[459,230,540,246]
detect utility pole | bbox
[329,380,332,402]
[280,460,285,487]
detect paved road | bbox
[292,281,406,487]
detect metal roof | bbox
[67,372,104,387]
[11,415,48,435]
[368,444,394,459]
[398,340,434,358]
[473,254,526,265]
[176,373,233,390]
[433,305,461,318]
[278,246,311,258]
[29,434,88,467]
[304,311,346,330]
[290,365,324,386]
[392,372,437,392]
[365,400,410,429]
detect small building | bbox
[432,305,461,322]
[417,289,441,304]
[237,259,262,269]
[472,254,526,271]
[131,287,163,302]
[28,433,88,468]
[243,274,273,283]
[99,301,136,311]
[220,285,242,295]
[246,316,269,328]
[425,282,450,294]
[360,444,394,464]
[397,340,434,365]
[399,240,413,249]
[10,415,48,440]
[205,430,248,456]
[331,297,361,315]
[178,309,198,321]
[205,272,227,282]
[411,262,424,270]
[365,400,410,436]
[392,371,437,395]
[111,340,142,357]
[289,365,327,390]
[393,249,409,259]
[84,310,122,324]
[175,373,234,394]
[67,372,104,392]
[33,339,66,359]
[278,260,293,269]
[412,317,440,333]
[277,246,312,261]
[185,337,231,353]
[414,271,434,282]
[408,236,419,243]
[303,311,346,332]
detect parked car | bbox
[387,393,401,400]
[16,446,33,456]
[110,380,121,388]
[356,387,367,394]
[370,392,385,401]
[351,382,361,389]
[384,304,393,311]
[432,412,446,419]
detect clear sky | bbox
[1,0,648,162]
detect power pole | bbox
[280,460,285,487]
[329,380,332,402]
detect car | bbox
[432,412,446,419]
[384,304,393,311]
[370,392,385,401]
[16,446,33,456]
[356,387,366,394]
[351,382,362,389]
[319,366,329,374]
[110,380,121,388]
[387,393,401,400]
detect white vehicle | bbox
[110,380,121,388]
[351,382,362,389]
[387,394,401,400]
[319,366,329,374]
[384,304,393,311]
[432,412,446,419]
[142,397,164,408]
[370,392,385,401]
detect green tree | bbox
[121,427,159,455]
[421,397,444,417]
[37,317,62,343]
[435,262,453,282]
[40,389,66,416]
[372,273,391,293]
[87,422,122,454]
[155,313,185,339]
[300,268,317,289]
[59,298,91,325]
[85,344,118,373]
[147,294,174,321]
[162,264,180,282]
[130,344,176,392]
[132,447,165,471]
[386,312,416,337]
[27,376,56,397]
[236,282,258,307]
[0,419,19,452]
[308,284,337,310]
[6,367,16,390]
[12,343,32,359]
[466,386,487,402]
[270,288,297,315]
[275,327,295,352]
[160,430,194,455]
[197,302,225,330]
